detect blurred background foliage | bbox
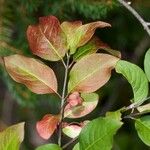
[0,0,150,149]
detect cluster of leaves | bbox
[0,15,150,150]
[0,0,119,109]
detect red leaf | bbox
[27,16,67,61]
[36,114,60,140]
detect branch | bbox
[58,53,70,146]
[117,0,150,37]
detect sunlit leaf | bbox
[144,48,150,82]
[0,122,24,150]
[135,116,150,146]
[36,114,60,140]
[4,54,58,94]
[79,111,123,150]
[68,53,119,93]
[36,144,62,150]
[115,60,148,103]
[73,37,109,61]
[64,93,99,118]
[27,16,67,61]
[73,143,80,150]
[63,124,82,138]
[137,103,150,114]
[61,20,111,54]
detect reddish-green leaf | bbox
[63,124,82,138]
[61,21,111,54]
[36,114,60,140]
[27,16,67,61]
[68,53,119,93]
[64,93,99,118]
[4,54,57,94]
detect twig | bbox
[117,0,150,37]
[58,53,70,146]
[62,137,78,149]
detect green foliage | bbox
[79,110,123,150]
[115,60,149,103]
[36,144,62,150]
[144,48,150,82]
[0,123,24,150]
[135,116,150,146]
[73,143,80,150]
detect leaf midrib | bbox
[12,63,56,92]
[39,26,63,61]
[69,63,110,92]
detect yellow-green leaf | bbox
[0,122,25,150]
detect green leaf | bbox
[4,54,58,94]
[79,111,123,150]
[64,93,99,118]
[73,143,80,150]
[68,53,119,93]
[115,60,148,103]
[135,116,150,146]
[144,48,150,82]
[73,37,109,61]
[36,144,62,150]
[0,122,25,150]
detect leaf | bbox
[27,15,67,61]
[4,54,58,94]
[0,122,24,150]
[61,21,111,54]
[68,53,119,93]
[73,143,80,150]
[79,111,123,150]
[115,60,148,103]
[36,144,62,150]
[36,114,60,140]
[144,48,150,82]
[99,47,121,58]
[135,115,150,146]
[64,93,99,118]
[63,124,82,138]
[73,37,109,61]
[137,103,150,114]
